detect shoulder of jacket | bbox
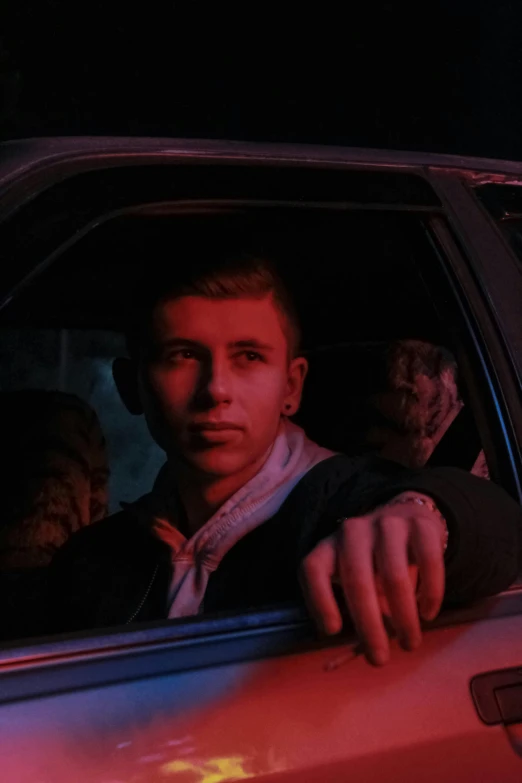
[50,509,145,567]
[290,453,386,499]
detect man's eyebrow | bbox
[230,339,275,351]
[156,338,203,348]
[154,338,275,351]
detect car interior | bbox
[0,202,490,641]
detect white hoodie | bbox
[127,419,335,618]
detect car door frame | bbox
[0,141,521,707]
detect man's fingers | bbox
[374,515,422,651]
[300,502,446,667]
[300,538,343,635]
[375,565,419,618]
[410,517,446,621]
[338,518,390,666]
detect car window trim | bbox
[425,215,522,502]
[1,198,443,315]
[1,588,522,706]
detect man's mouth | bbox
[188,421,244,445]
[189,421,243,432]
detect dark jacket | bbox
[45,455,522,635]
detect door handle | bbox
[471,666,522,725]
[472,667,522,760]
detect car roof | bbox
[2,137,522,189]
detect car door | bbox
[0,139,521,783]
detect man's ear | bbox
[282,356,308,416]
[112,357,143,415]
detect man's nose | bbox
[197,356,233,406]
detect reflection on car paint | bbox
[162,755,254,781]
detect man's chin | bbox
[185,450,248,478]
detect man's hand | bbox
[299,492,447,666]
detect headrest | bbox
[294,340,465,468]
[0,390,109,568]
[294,341,390,455]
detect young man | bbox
[47,250,521,666]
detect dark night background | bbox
[1,2,522,160]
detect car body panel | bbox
[2,613,522,782]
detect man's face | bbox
[134,294,307,477]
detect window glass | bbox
[0,205,490,644]
[0,328,164,512]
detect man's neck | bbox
[172,451,271,535]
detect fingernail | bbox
[420,603,438,621]
[324,619,342,636]
[372,648,390,666]
[398,634,409,650]
[399,633,421,651]
[321,614,342,636]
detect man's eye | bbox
[165,349,197,362]
[240,351,263,362]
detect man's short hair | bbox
[125,246,302,360]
